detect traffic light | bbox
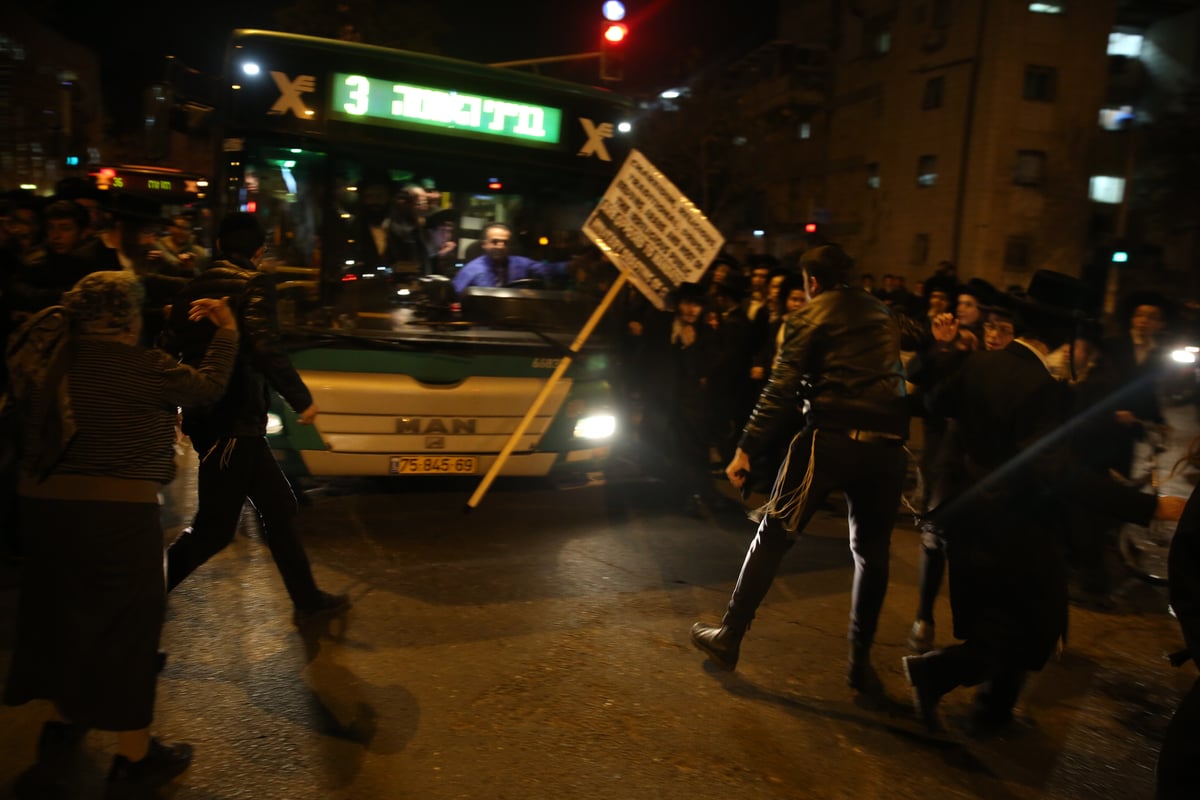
[804,222,818,234]
[600,2,627,82]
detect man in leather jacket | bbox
[691,244,910,697]
[162,212,349,626]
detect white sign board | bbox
[582,149,725,310]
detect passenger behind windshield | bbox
[452,222,569,293]
[346,173,429,276]
[424,209,458,278]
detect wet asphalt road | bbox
[0,415,1197,800]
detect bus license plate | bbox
[389,456,477,475]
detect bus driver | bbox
[452,222,567,293]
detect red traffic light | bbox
[603,22,628,44]
[804,222,818,234]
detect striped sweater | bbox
[21,328,238,501]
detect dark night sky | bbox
[33,0,779,129]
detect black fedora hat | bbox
[99,192,168,226]
[959,277,999,306]
[1118,289,1173,326]
[1023,270,1097,318]
[425,208,458,229]
[1015,270,1097,346]
[674,281,707,305]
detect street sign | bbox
[583,149,724,310]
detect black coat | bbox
[1171,482,1200,665]
[164,257,313,440]
[927,342,1156,669]
[739,286,909,459]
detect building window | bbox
[1108,33,1143,58]
[917,155,938,187]
[1089,175,1125,204]
[1014,150,1046,186]
[911,233,931,266]
[1028,2,1064,13]
[1023,65,1057,101]
[922,76,945,110]
[864,15,893,57]
[932,0,953,28]
[866,162,880,189]
[1004,236,1034,270]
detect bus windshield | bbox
[218,30,634,343]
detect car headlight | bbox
[265,412,284,435]
[1170,348,1198,364]
[573,413,616,440]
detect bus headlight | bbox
[266,412,284,435]
[573,413,616,440]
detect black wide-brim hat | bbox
[425,208,458,229]
[959,277,1021,318]
[959,277,999,306]
[674,281,707,305]
[1118,289,1173,326]
[98,191,168,226]
[1015,270,1098,337]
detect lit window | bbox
[1108,32,1144,58]
[1014,150,1046,186]
[1023,65,1057,102]
[799,122,811,139]
[1098,106,1135,130]
[866,162,880,189]
[1089,176,1125,204]
[1029,3,1064,13]
[917,155,938,187]
[864,15,893,57]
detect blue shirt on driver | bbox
[452,254,567,294]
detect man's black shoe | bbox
[293,590,352,627]
[106,737,193,793]
[683,494,709,519]
[903,655,945,732]
[846,660,886,697]
[965,707,1014,739]
[690,622,741,670]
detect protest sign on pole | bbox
[582,148,725,309]
[466,149,722,510]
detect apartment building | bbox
[822,1,1116,287]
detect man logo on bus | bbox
[578,118,614,162]
[269,72,317,118]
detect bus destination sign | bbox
[332,73,563,146]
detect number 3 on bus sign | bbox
[343,75,370,115]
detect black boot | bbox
[847,642,884,696]
[690,622,744,670]
[903,654,946,732]
[691,518,791,671]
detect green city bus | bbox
[214,29,635,481]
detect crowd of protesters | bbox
[609,240,1198,797]
[3,180,1200,796]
